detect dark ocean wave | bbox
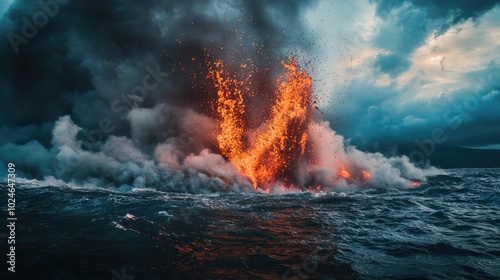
[1,168,499,279]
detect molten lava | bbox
[339,165,372,184]
[361,170,372,181]
[410,180,422,187]
[339,165,351,179]
[208,57,312,189]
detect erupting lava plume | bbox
[204,54,386,191]
[208,57,312,189]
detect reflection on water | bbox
[115,196,353,279]
[170,206,336,279]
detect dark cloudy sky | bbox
[1,0,499,179]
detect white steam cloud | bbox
[46,105,253,193]
[22,103,442,193]
[303,121,442,190]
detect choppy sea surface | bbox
[1,168,499,280]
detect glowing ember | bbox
[339,165,351,179]
[339,165,371,184]
[361,170,371,181]
[208,57,312,189]
[411,181,421,187]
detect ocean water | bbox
[1,168,499,279]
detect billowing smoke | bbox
[301,121,441,190]
[24,108,253,193]
[13,110,442,193]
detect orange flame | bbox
[361,170,371,181]
[339,166,372,184]
[339,165,351,179]
[208,57,312,189]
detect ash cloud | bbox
[0,0,316,142]
[0,0,318,191]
